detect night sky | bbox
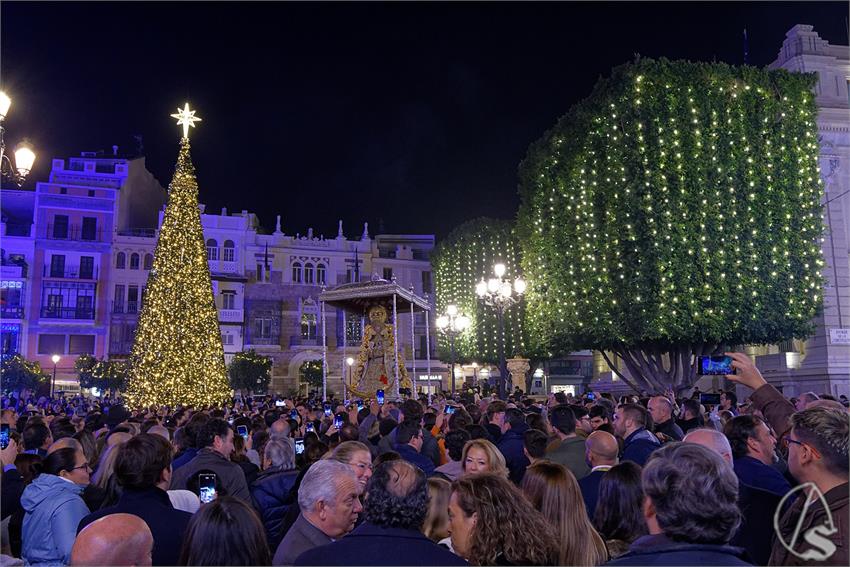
[1,2,846,239]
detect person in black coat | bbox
[496,409,530,485]
[577,431,619,519]
[77,434,192,566]
[606,443,751,566]
[294,460,466,566]
[251,440,299,552]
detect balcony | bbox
[1,306,25,319]
[2,223,33,237]
[209,260,241,275]
[1,265,26,279]
[219,309,243,323]
[40,306,95,320]
[245,336,280,346]
[43,265,99,280]
[44,224,104,242]
[111,301,139,314]
[289,335,321,347]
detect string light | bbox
[516,60,825,360]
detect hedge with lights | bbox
[432,218,528,364]
[517,58,825,394]
[228,349,272,393]
[75,354,128,392]
[125,138,232,408]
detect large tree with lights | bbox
[517,59,825,394]
[125,104,231,408]
[432,218,528,366]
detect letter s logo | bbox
[799,524,838,562]
[774,482,837,562]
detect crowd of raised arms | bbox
[1,353,847,567]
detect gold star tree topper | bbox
[170,103,202,139]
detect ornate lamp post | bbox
[475,263,526,399]
[435,305,470,395]
[50,354,61,398]
[0,91,37,187]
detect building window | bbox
[304,263,314,284]
[128,286,139,314]
[88,189,95,197]
[1,324,21,356]
[79,256,95,280]
[116,252,126,269]
[421,271,432,294]
[143,253,153,270]
[223,240,235,262]
[317,263,326,285]
[221,333,234,346]
[69,334,95,354]
[130,253,140,270]
[292,262,302,283]
[383,267,393,281]
[81,217,97,241]
[114,284,125,313]
[345,317,362,344]
[256,264,265,283]
[222,290,236,310]
[50,255,66,278]
[300,313,317,340]
[255,317,272,338]
[206,239,219,261]
[52,215,69,239]
[38,334,65,355]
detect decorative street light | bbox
[435,304,470,395]
[0,91,37,187]
[475,263,526,399]
[50,354,61,398]
[346,357,354,400]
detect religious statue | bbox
[349,304,412,398]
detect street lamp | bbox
[346,357,354,400]
[475,263,526,399]
[435,305,470,395]
[50,354,60,398]
[0,91,37,187]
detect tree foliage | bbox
[75,354,128,392]
[299,360,324,389]
[228,349,272,393]
[432,218,529,363]
[1,355,47,394]
[517,58,824,393]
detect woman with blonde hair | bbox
[329,440,373,493]
[460,439,508,478]
[522,461,608,566]
[449,473,558,565]
[423,477,452,547]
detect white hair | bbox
[683,427,733,460]
[297,459,357,512]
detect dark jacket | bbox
[677,417,703,435]
[1,466,25,521]
[546,436,591,480]
[294,522,468,566]
[770,481,848,566]
[654,418,684,441]
[273,513,333,566]
[378,425,439,466]
[605,534,752,566]
[622,428,661,467]
[251,468,300,552]
[485,423,503,444]
[578,467,610,519]
[170,447,251,502]
[733,482,783,565]
[395,444,436,476]
[497,424,530,485]
[733,456,791,498]
[236,459,260,486]
[77,487,192,566]
[171,447,198,471]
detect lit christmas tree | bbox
[125,104,231,408]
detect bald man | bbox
[578,430,619,518]
[648,396,684,441]
[71,513,153,566]
[684,428,782,566]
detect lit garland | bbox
[432,218,528,363]
[517,59,825,364]
[125,136,231,408]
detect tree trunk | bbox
[605,343,718,395]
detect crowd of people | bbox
[0,352,847,566]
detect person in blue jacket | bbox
[614,404,661,467]
[21,446,91,565]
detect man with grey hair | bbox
[270,418,296,455]
[272,459,361,566]
[685,428,783,566]
[794,391,819,412]
[607,442,750,565]
[648,396,684,441]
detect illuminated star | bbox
[170,103,202,139]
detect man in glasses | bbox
[725,353,848,566]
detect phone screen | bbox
[0,424,10,450]
[306,422,315,433]
[290,409,299,420]
[199,473,217,504]
[356,401,364,411]
[376,389,385,405]
[275,400,285,407]
[700,393,723,406]
[236,425,249,441]
[699,355,735,376]
[445,406,456,415]
[333,414,343,429]
[294,437,305,455]
[586,393,596,401]
[323,404,332,417]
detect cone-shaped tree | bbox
[125,105,230,407]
